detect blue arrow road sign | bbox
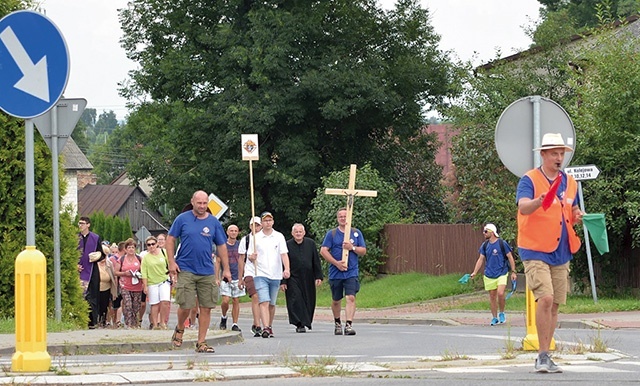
[0,10,69,119]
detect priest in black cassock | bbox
[281,223,324,333]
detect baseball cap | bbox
[261,211,273,219]
[484,223,499,237]
[249,216,261,225]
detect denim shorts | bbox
[253,276,281,305]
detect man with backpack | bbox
[469,223,518,326]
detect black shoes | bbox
[219,317,227,330]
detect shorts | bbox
[253,276,280,305]
[175,271,218,309]
[523,260,570,305]
[483,273,508,291]
[329,277,360,301]
[244,276,257,297]
[111,294,122,309]
[146,280,172,305]
[219,279,246,298]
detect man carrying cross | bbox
[321,165,376,336]
[320,207,366,336]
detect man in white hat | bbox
[469,223,517,326]
[516,133,584,373]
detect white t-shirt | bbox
[239,234,257,278]
[245,230,288,280]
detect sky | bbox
[40,0,542,121]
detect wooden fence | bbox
[381,224,484,275]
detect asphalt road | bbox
[34,319,640,385]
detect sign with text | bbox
[565,165,600,181]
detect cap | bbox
[484,223,499,238]
[249,216,261,225]
[261,211,273,219]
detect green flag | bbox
[583,213,609,255]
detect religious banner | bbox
[241,134,259,161]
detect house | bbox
[77,185,168,235]
[61,137,95,216]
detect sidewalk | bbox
[0,302,637,384]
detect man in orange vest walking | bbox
[516,133,584,374]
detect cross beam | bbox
[324,164,377,266]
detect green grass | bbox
[0,317,78,334]
[313,272,478,308]
[445,293,640,314]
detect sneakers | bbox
[219,317,227,330]
[296,326,306,333]
[252,325,262,337]
[490,317,499,326]
[535,353,562,373]
[261,326,274,338]
[231,324,241,332]
[344,324,356,336]
[334,322,343,335]
[498,312,506,324]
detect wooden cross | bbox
[324,164,377,266]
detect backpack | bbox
[481,239,509,261]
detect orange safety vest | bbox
[517,169,582,254]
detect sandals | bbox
[195,341,215,353]
[171,326,184,348]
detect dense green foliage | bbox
[567,17,640,293]
[85,212,133,246]
[443,4,640,292]
[116,0,453,231]
[307,164,408,276]
[0,114,86,325]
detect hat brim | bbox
[533,145,574,152]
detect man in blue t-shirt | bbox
[166,190,230,353]
[470,223,517,326]
[320,207,366,336]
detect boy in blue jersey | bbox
[166,190,231,353]
[320,208,366,336]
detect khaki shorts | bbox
[175,271,218,309]
[523,260,570,304]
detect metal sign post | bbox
[565,164,601,303]
[34,98,86,321]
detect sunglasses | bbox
[78,222,87,225]
[483,230,491,234]
[147,242,156,246]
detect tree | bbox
[535,0,640,40]
[0,2,87,326]
[117,0,453,230]
[568,16,640,293]
[307,163,408,277]
[440,26,576,244]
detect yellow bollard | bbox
[522,285,555,351]
[12,246,51,372]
